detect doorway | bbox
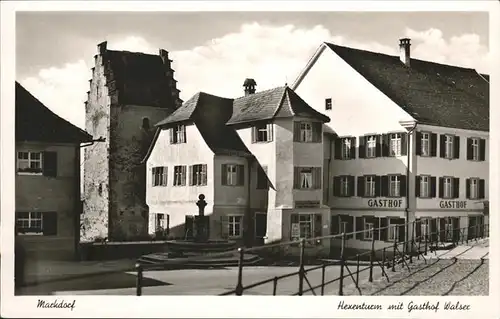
[254,212,267,246]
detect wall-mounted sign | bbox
[367,199,403,208]
[295,200,320,208]
[439,200,467,209]
[291,223,300,239]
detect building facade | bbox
[15,82,93,260]
[82,42,183,241]
[292,39,489,254]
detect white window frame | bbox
[226,164,238,186]
[152,166,167,187]
[420,175,430,198]
[228,215,243,238]
[470,178,479,199]
[191,164,206,186]
[300,122,313,142]
[389,175,401,197]
[443,177,453,199]
[421,132,430,156]
[339,221,348,234]
[366,136,376,158]
[364,221,374,240]
[17,151,43,175]
[420,219,429,240]
[444,218,454,241]
[340,176,349,196]
[471,138,479,161]
[445,135,454,159]
[298,214,314,239]
[255,123,272,142]
[388,223,399,241]
[16,212,43,235]
[389,133,402,156]
[173,165,185,186]
[341,138,352,160]
[300,168,313,189]
[173,125,186,144]
[365,176,376,197]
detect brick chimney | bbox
[243,78,257,96]
[399,38,411,67]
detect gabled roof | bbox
[100,47,183,108]
[16,82,93,143]
[293,42,489,132]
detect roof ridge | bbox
[107,49,160,57]
[233,85,286,100]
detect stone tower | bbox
[82,41,182,241]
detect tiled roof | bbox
[154,92,201,126]
[102,49,183,108]
[16,82,93,143]
[324,43,489,132]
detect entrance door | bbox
[468,216,477,240]
[254,213,267,246]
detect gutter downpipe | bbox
[405,123,417,254]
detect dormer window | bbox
[170,125,186,144]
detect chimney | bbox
[399,38,411,67]
[97,41,107,54]
[243,78,257,96]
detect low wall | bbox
[79,241,169,261]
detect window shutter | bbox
[439,135,445,158]
[290,213,299,240]
[400,175,407,197]
[333,176,341,197]
[293,122,301,142]
[380,175,389,197]
[430,133,438,157]
[357,176,365,197]
[381,134,389,157]
[401,133,407,156]
[221,164,227,185]
[251,127,257,143]
[163,167,168,186]
[466,138,473,160]
[350,137,356,159]
[453,136,460,159]
[237,165,245,186]
[166,214,171,234]
[314,214,322,239]
[479,139,486,161]
[453,178,460,199]
[479,179,485,199]
[416,132,422,156]
[347,216,354,239]
[313,167,322,189]
[181,166,187,186]
[379,217,388,241]
[334,138,342,159]
[188,165,194,186]
[398,218,405,243]
[348,176,355,197]
[202,165,207,185]
[355,217,363,239]
[268,124,274,142]
[294,167,300,189]
[42,151,58,177]
[220,215,229,239]
[438,177,444,198]
[358,136,366,158]
[375,135,382,157]
[415,219,422,240]
[374,175,381,197]
[151,168,156,187]
[415,176,421,197]
[169,128,174,144]
[439,218,446,242]
[466,178,470,199]
[183,126,187,143]
[430,177,437,198]
[430,218,438,242]
[452,217,460,242]
[312,122,322,143]
[372,217,380,241]
[42,212,58,236]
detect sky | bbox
[16,11,490,129]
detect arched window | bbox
[142,117,150,130]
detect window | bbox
[420,175,430,198]
[325,98,332,110]
[388,223,399,241]
[152,166,167,187]
[173,165,187,186]
[421,132,430,156]
[365,176,376,197]
[295,167,321,189]
[298,214,313,239]
[142,117,150,131]
[443,177,453,199]
[222,164,244,186]
[420,219,429,240]
[342,138,352,160]
[389,175,400,197]
[190,164,207,186]
[366,136,377,158]
[171,125,186,144]
[364,222,374,240]
[294,121,322,143]
[469,178,479,199]
[444,218,453,241]
[339,221,348,234]
[256,165,268,189]
[340,176,350,196]
[155,213,166,231]
[16,212,43,234]
[252,123,273,143]
[445,135,454,159]
[471,138,479,161]
[389,133,402,156]
[300,122,313,142]
[228,215,243,238]
[17,151,42,174]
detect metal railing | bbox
[135,219,489,296]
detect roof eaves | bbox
[141,127,161,164]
